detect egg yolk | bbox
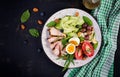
[67,44,75,53]
[70,41,78,46]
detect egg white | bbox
[69,37,80,46]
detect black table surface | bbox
[0,0,120,77]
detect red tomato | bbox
[75,48,83,60]
[82,41,94,57]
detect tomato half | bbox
[82,41,94,57]
[75,48,83,60]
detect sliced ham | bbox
[47,36,63,43]
[51,41,64,56]
[52,44,60,56]
[61,48,67,56]
[57,41,63,51]
[47,27,66,56]
[48,27,66,37]
[50,41,59,49]
[50,41,63,51]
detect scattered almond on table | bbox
[37,20,43,25]
[20,24,26,30]
[33,7,39,12]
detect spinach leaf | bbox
[21,10,30,23]
[47,21,56,27]
[83,16,93,26]
[29,28,39,38]
[61,37,70,47]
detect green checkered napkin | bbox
[64,0,120,77]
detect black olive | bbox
[60,29,64,32]
[85,35,89,40]
[90,42,94,45]
[76,25,82,28]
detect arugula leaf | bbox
[21,10,30,23]
[29,28,39,38]
[83,16,93,26]
[47,21,56,27]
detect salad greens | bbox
[47,21,56,27]
[29,28,39,38]
[62,54,74,71]
[61,37,69,47]
[79,36,85,42]
[47,16,84,34]
[57,54,74,71]
[47,13,98,71]
[83,16,93,26]
[93,42,98,49]
[60,16,84,34]
[21,10,30,23]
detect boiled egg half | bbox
[69,37,80,46]
[66,43,76,54]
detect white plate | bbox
[41,8,101,68]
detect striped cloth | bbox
[64,0,120,77]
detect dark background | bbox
[0,0,119,77]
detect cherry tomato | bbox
[82,41,94,57]
[75,48,83,60]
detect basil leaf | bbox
[29,28,39,38]
[47,21,56,27]
[83,16,93,26]
[21,10,30,23]
[93,42,98,50]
